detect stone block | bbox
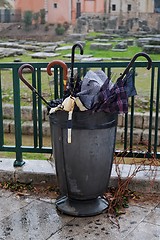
[2,104,14,119]
[116,127,124,143]
[124,128,143,144]
[42,122,50,137]
[142,129,160,146]
[9,121,15,133]
[90,42,112,50]
[143,112,156,129]
[21,106,33,121]
[66,34,86,42]
[43,107,49,121]
[127,112,144,129]
[21,121,34,135]
[114,41,127,49]
[134,112,144,129]
[143,45,160,54]
[118,114,124,127]
[3,119,13,133]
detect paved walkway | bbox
[0,188,159,240]
[0,158,160,239]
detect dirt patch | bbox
[0,23,66,42]
[0,181,59,199]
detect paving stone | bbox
[0,200,73,240]
[49,205,152,240]
[0,193,32,221]
[144,204,160,226]
[125,221,160,240]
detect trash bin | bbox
[17,49,152,217]
[49,110,118,216]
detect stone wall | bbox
[75,13,160,34]
[2,104,160,145]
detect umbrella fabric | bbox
[93,77,128,113]
[123,69,137,97]
[76,70,106,109]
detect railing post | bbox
[0,69,4,147]
[12,66,25,167]
[154,65,160,157]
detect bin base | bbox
[55,196,108,217]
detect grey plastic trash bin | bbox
[49,110,118,217]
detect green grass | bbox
[0,133,52,160]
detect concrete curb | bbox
[0,158,160,193]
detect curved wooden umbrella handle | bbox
[47,60,68,90]
[18,63,51,107]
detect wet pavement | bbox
[0,158,160,239]
[0,188,159,240]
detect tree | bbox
[40,9,46,24]
[23,11,33,30]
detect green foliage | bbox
[40,9,46,24]
[23,11,33,31]
[55,23,65,35]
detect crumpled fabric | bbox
[123,69,137,97]
[76,70,107,109]
[93,77,128,113]
[76,69,137,113]
[93,70,137,113]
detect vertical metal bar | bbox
[107,67,111,79]
[129,96,134,151]
[59,67,64,98]
[0,69,4,147]
[77,67,81,77]
[83,67,87,76]
[13,66,24,167]
[154,65,160,156]
[148,67,155,152]
[37,68,43,149]
[124,113,128,150]
[101,67,105,72]
[54,67,59,99]
[129,68,135,151]
[32,69,38,148]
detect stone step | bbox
[3,119,160,145]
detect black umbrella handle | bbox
[70,43,83,92]
[120,52,152,80]
[18,64,51,107]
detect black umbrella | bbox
[119,52,152,80]
[69,43,83,95]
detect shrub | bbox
[55,23,65,35]
[23,11,33,31]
